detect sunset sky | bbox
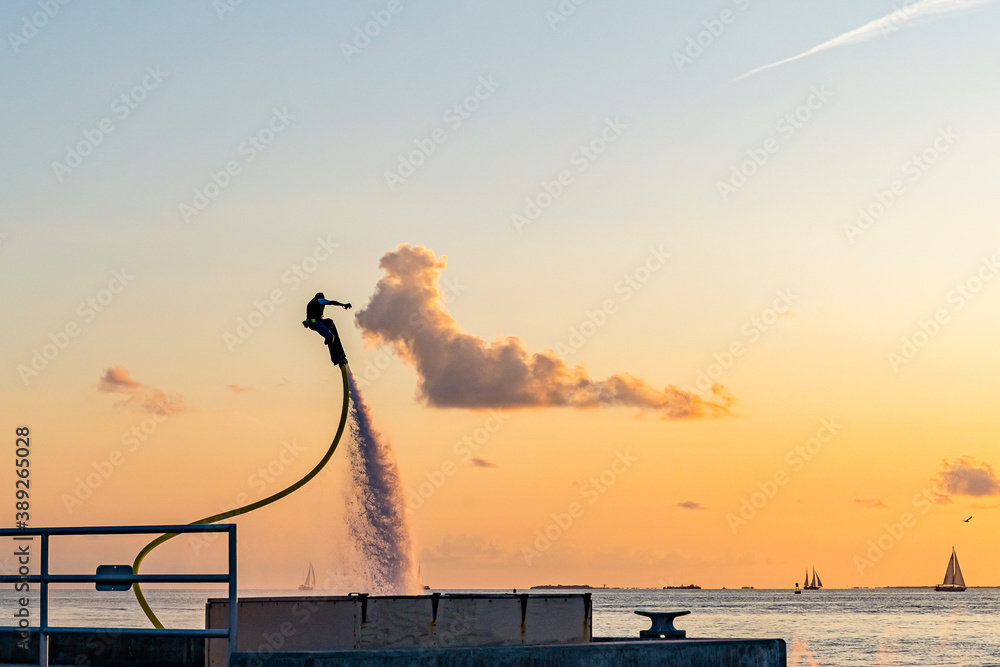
[3,0,1000,591]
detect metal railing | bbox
[0,524,238,667]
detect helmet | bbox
[315,292,325,299]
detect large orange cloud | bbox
[355,245,732,418]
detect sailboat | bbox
[803,567,823,590]
[298,562,316,591]
[934,547,966,592]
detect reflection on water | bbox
[589,588,998,667]
[1,587,997,665]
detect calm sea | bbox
[3,587,999,666]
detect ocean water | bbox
[2,587,999,666]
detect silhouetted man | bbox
[303,292,351,365]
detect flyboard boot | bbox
[327,336,348,367]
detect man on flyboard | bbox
[303,292,351,366]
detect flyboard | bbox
[131,363,350,628]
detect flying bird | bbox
[964,516,972,522]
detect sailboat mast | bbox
[952,548,965,588]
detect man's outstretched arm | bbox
[318,298,352,309]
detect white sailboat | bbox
[803,567,823,590]
[298,562,316,591]
[934,547,966,592]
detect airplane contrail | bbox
[737,0,999,80]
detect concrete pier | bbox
[0,630,204,666]
[205,593,593,663]
[1,594,787,667]
[229,639,787,666]
[212,595,785,667]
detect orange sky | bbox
[4,1,1000,592]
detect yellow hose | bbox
[132,363,350,628]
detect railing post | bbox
[228,525,238,665]
[39,533,49,667]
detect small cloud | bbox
[855,498,888,510]
[98,366,141,391]
[226,384,256,393]
[677,501,707,510]
[98,366,187,416]
[936,457,1000,498]
[471,457,498,468]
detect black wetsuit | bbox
[305,297,347,365]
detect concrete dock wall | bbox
[230,638,787,667]
[206,593,592,666]
[0,630,204,667]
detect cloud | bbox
[738,0,1000,79]
[97,366,187,416]
[226,384,256,393]
[677,501,707,510]
[936,457,1000,497]
[471,457,498,468]
[355,245,733,418]
[98,366,141,391]
[854,498,888,509]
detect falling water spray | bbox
[343,369,419,593]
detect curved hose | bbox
[132,363,350,628]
